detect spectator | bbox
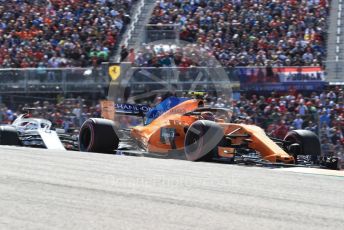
[120,45,129,62]
[128,48,136,63]
[273,120,289,140]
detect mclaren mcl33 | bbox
[77,97,341,170]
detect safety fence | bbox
[111,64,327,98]
[0,65,332,95]
[0,67,109,94]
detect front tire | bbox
[79,118,119,153]
[184,120,224,161]
[0,126,21,146]
[284,130,321,163]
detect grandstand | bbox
[0,1,339,73]
[0,0,133,68]
[0,0,136,103]
[142,0,330,67]
[0,0,343,154]
[0,1,339,70]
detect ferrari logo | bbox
[109,64,121,81]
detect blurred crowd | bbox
[0,97,101,134]
[225,87,344,157]
[146,0,329,67]
[0,0,331,68]
[0,87,343,157]
[0,0,134,68]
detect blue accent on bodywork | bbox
[144,97,190,125]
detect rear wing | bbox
[100,100,151,121]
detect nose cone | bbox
[276,155,295,164]
[263,154,295,164]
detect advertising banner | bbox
[238,66,326,91]
[275,67,324,82]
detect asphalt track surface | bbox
[0,146,343,230]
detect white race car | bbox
[0,109,78,150]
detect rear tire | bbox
[184,120,224,161]
[79,118,119,153]
[0,126,21,146]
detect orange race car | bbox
[79,97,341,170]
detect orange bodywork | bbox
[130,99,294,164]
[220,124,294,163]
[131,99,199,153]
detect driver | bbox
[199,111,215,121]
